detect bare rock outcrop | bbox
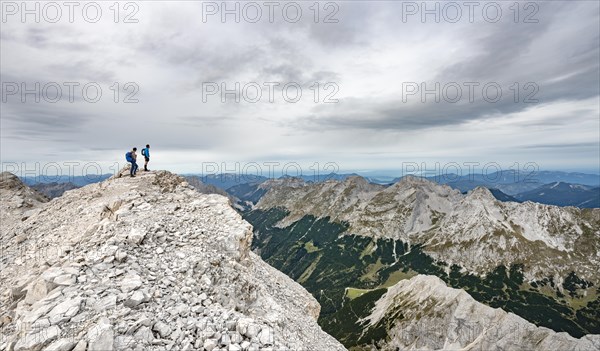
[361,275,600,351]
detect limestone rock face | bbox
[0,171,344,351]
[361,275,600,351]
[0,172,48,228]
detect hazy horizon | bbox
[7,162,600,180]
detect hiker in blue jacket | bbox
[125,147,138,177]
[141,144,150,171]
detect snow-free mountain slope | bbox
[361,275,600,350]
[255,175,600,282]
[515,182,600,208]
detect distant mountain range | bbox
[17,171,600,209]
[190,173,269,190]
[421,170,600,187]
[409,170,600,195]
[488,188,520,202]
[230,171,599,209]
[30,182,80,199]
[515,182,600,208]
[224,177,599,210]
[21,174,112,187]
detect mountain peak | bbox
[343,174,366,182]
[396,174,431,185]
[0,171,25,190]
[261,176,306,189]
[0,172,49,223]
[466,186,496,200]
[341,175,371,187]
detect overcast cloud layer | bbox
[1,1,599,176]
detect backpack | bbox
[125,152,133,162]
[141,148,147,157]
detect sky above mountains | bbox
[1,1,599,176]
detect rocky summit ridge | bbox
[362,275,600,350]
[0,171,344,351]
[1,172,49,225]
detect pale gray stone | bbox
[87,318,114,351]
[203,338,218,351]
[95,295,117,311]
[134,326,154,343]
[115,335,136,349]
[127,228,146,245]
[14,325,60,351]
[153,321,172,338]
[258,328,273,346]
[124,290,145,308]
[53,274,76,286]
[72,340,87,351]
[47,297,81,324]
[120,273,142,293]
[42,338,77,351]
[88,329,114,351]
[220,333,231,346]
[25,279,52,305]
[115,250,128,262]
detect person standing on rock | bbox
[141,144,150,172]
[126,147,139,177]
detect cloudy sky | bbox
[1,1,599,177]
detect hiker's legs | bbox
[130,162,138,176]
[144,157,149,171]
